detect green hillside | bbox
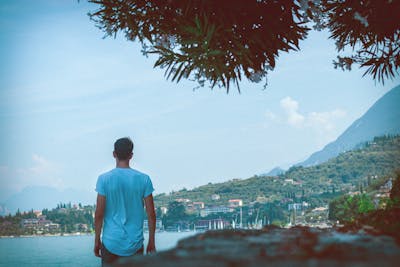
[286,135,400,192]
[300,85,400,166]
[154,135,400,208]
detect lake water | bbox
[0,232,196,267]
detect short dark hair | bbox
[114,137,134,160]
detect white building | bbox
[288,202,309,211]
[211,194,220,200]
[200,206,233,217]
[193,202,205,209]
[175,198,191,203]
[228,199,243,207]
[160,206,168,215]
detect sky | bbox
[0,0,399,203]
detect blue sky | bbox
[1,0,399,203]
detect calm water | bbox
[0,232,196,267]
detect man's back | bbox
[96,167,154,256]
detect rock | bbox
[114,226,400,267]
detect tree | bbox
[88,0,399,91]
[390,171,400,207]
[155,207,163,218]
[322,0,400,84]
[357,194,374,214]
[166,201,186,223]
[89,0,309,91]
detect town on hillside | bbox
[0,174,394,236]
[1,136,398,236]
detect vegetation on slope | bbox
[154,135,400,208]
[331,171,400,239]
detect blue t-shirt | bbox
[95,167,154,256]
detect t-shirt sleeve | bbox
[143,176,154,198]
[95,175,106,196]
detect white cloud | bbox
[0,154,64,194]
[280,97,305,127]
[307,109,346,132]
[19,154,64,188]
[266,97,347,135]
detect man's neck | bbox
[116,160,130,168]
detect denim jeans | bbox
[101,245,144,266]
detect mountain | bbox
[264,167,285,176]
[3,186,96,214]
[154,135,400,207]
[0,204,10,217]
[4,136,399,215]
[299,85,400,167]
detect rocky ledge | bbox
[115,226,400,267]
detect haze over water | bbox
[0,232,195,266]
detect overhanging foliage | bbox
[89,0,400,91]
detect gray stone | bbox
[114,226,400,267]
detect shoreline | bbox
[0,230,194,239]
[0,232,93,239]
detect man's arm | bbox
[94,194,106,257]
[144,194,156,254]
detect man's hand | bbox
[94,194,105,258]
[144,194,156,254]
[146,239,156,254]
[94,239,102,257]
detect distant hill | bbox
[298,85,400,167]
[264,167,285,176]
[154,135,400,207]
[3,186,96,214]
[0,204,10,217]
[3,136,399,215]
[285,135,400,190]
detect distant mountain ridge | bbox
[298,85,400,167]
[4,86,399,215]
[264,167,285,176]
[154,135,400,207]
[4,136,399,215]
[2,186,95,214]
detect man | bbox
[94,137,156,266]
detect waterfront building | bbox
[200,206,233,217]
[21,218,39,228]
[288,203,302,211]
[33,210,42,217]
[228,199,243,207]
[160,206,168,215]
[255,196,269,203]
[20,216,60,232]
[380,178,393,192]
[311,206,328,213]
[284,179,294,185]
[175,198,191,203]
[288,202,309,211]
[195,219,230,231]
[74,223,89,232]
[193,202,205,209]
[211,194,220,200]
[47,223,60,231]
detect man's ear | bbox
[128,152,133,160]
[113,151,117,158]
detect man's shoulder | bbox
[98,169,116,179]
[98,168,151,181]
[130,168,150,179]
